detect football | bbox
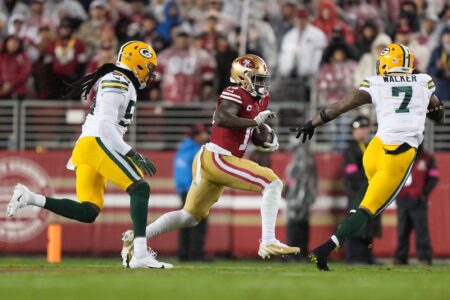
[251,124,274,147]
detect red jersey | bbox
[210,86,269,158]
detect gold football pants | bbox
[360,137,416,215]
[184,149,278,220]
[71,136,143,209]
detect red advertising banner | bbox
[0,150,449,258]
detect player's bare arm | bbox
[291,89,372,142]
[214,99,276,129]
[427,94,445,125]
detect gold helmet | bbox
[376,43,414,76]
[230,54,270,97]
[116,41,157,89]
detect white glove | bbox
[253,110,277,126]
[257,125,279,152]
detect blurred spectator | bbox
[317,45,357,103]
[24,0,54,49]
[197,0,235,34]
[138,14,166,53]
[246,19,277,70]
[45,18,87,99]
[196,11,221,52]
[115,0,150,44]
[320,24,358,65]
[215,34,238,93]
[86,43,116,74]
[0,13,6,37]
[418,12,441,50]
[7,13,25,37]
[44,0,88,25]
[0,35,32,100]
[155,29,216,103]
[387,1,421,37]
[428,26,450,100]
[278,8,327,99]
[32,25,54,99]
[174,124,210,262]
[312,0,354,44]
[341,0,383,34]
[354,33,392,86]
[272,0,296,49]
[0,0,29,19]
[394,144,439,266]
[151,0,167,23]
[98,23,119,55]
[344,116,381,264]
[354,20,379,59]
[394,26,430,73]
[78,0,108,60]
[157,0,183,45]
[285,143,317,261]
[316,45,357,150]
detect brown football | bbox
[251,125,274,147]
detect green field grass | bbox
[1,257,449,300]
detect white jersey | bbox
[359,73,436,148]
[80,71,137,155]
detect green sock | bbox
[44,198,99,223]
[349,183,368,210]
[128,181,150,237]
[334,208,371,245]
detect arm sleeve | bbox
[97,91,132,155]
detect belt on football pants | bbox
[383,143,414,155]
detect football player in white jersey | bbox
[6,41,172,269]
[291,43,445,271]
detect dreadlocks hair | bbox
[64,63,141,100]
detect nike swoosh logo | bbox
[16,195,23,202]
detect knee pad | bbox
[80,202,100,223]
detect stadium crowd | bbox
[0,0,450,102]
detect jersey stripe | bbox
[101,84,129,92]
[428,80,435,89]
[360,80,370,88]
[222,91,241,99]
[221,95,243,104]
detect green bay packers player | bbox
[121,54,300,267]
[291,44,444,271]
[7,41,172,269]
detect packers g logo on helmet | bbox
[376,43,414,76]
[117,41,157,89]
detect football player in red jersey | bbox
[121,54,300,267]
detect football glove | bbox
[290,120,315,143]
[254,110,277,126]
[128,151,157,176]
[257,125,279,152]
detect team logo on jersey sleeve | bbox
[239,58,255,69]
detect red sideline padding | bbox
[0,150,449,258]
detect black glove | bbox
[128,151,157,176]
[290,120,316,143]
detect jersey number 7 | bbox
[392,86,412,113]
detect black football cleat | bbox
[309,251,331,271]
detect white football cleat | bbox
[258,240,300,259]
[121,230,134,268]
[7,184,33,217]
[128,249,173,269]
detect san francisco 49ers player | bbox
[120,54,300,267]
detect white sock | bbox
[133,237,148,258]
[146,209,199,239]
[260,179,282,245]
[29,194,46,207]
